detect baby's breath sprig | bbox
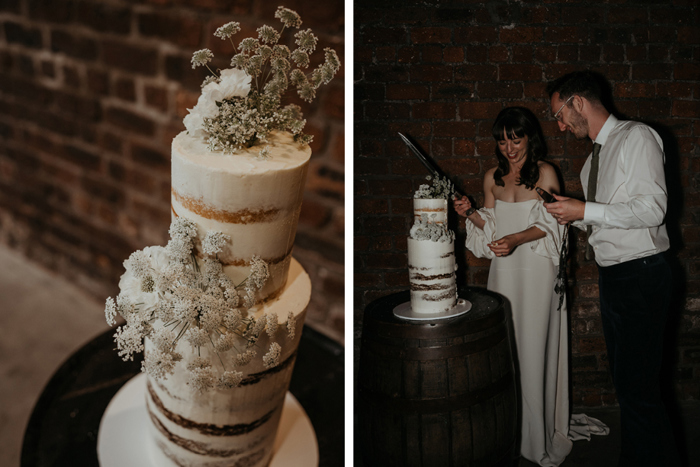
[184,5,341,154]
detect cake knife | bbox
[397,132,466,200]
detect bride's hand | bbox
[488,234,521,256]
[453,196,472,217]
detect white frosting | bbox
[407,198,457,314]
[146,258,311,467]
[171,130,310,301]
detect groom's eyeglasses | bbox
[553,95,575,121]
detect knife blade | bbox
[398,132,464,198]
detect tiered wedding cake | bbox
[407,197,457,314]
[103,7,339,467]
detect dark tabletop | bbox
[21,325,344,467]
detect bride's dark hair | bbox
[491,107,547,190]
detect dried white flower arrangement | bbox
[410,214,455,243]
[184,6,341,154]
[414,175,456,200]
[104,217,296,392]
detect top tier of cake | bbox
[171,130,311,302]
[412,198,448,226]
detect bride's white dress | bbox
[465,199,607,467]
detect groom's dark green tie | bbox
[585,143,602,261]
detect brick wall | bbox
[355,0,700,405]
[0,0,345,343]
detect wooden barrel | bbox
[358,287,518,467]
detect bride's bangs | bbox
[492,118,526,141]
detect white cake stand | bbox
[97,373,318,467]
[393,298,472,321]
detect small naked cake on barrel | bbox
[407,177,458,314]
[103,7,339,467]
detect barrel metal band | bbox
[362,327,507,362]
[359,372,514,415]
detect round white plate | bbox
[97,373,318,466]
[393,298,472,321]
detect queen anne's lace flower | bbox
[215,22,241,40]
[286,311,296,339]
[114,323,145,361]
[191,49,214,68]
[218,370,244,389]
[105,297,117,326]
[265,313,279,337]
[202,231,230,256]
[235,349,256,366]
[182,7,339,153]
[275,6,302,28]
[263,342,281,368]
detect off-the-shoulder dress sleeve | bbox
[464,208,497,259]
[528,200,566,265]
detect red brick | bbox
[298,197,331,228]
[374,46,396,62]
[5,21,43,49]
[105,106,155,136]
[499,64,542,81]
[114,77,136,102]
[410,27,451,44]
[412,102,456,120]
[614,82,655,98]
[76,1,131,34]
[545,26,590,43]
[632,64,673,80]
[675,63,700,80]
[362,27,407,45]
[397,46,420,64]
[433,121,476,138]
[138,12,202,48]
[421,45,443,63]
[673,101,700,118]
[512,45,533,63]
[488,45,509,63]
[355,157,388,176]
[478,82,523,99]
[130,143,169,174]
[386,84,430,101]
[500,26,542,44]
[455,64,497,82]
[364,102,410,120]
[454,26,499,44]
[102,40,159,76]
[145,84,169,112]
[410,64,454,83]
[443,47,464,63]
[609,6,649,24]
[678,26,700,44]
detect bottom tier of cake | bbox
[144,258,311,467]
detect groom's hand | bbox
[544,194,585,225]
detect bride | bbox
[455,106,603,466]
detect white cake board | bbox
[97,373,318,467]
[393,298,472,321]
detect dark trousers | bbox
[598,253,679,467]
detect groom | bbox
[543,71,679,467]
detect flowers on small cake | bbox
[414,175,455,200]
[410,214,455,243]
[104,218,296,392]
[184,6,341,155]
